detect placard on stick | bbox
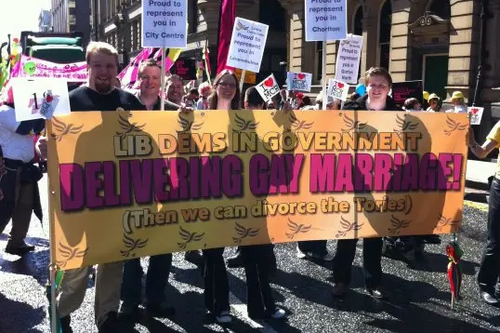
[255,74,280,102]
[327,79,349,101]
[286,72,312,92]
[304,0,347,41]
[142,0,187,48]
[468,107,484,126]
[227,17,269,73]
[11,78,70,121]
[335,34,363,84]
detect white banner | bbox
[11,78,71,121]
[227,17,269,73]
[286,72,312,92]
[327,79,349,101]
[304,0,347,41]
[335,34,363,84]
[142,0,187,48]
[255,74,280,102]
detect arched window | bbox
[354,6,363,36]
[379,1,392,70]
[428,0,451,19]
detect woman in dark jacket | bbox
[332,67,400,299]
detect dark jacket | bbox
[342,94,401,111]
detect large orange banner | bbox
[47,110,468,270]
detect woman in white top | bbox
[446,91,467,113]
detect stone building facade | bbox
[278,0,500,137]
[90,0,288,84]
[51,0,91,46]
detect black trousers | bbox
[241,245,276,316]
[298,240,328,255]
[478,178,500,293]
[202,248,229,314]
[333,237,383,288]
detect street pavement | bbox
[0,176,499,333]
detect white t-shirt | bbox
[0,105,35,162]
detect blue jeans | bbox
[121,254,172,306]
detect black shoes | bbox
[480,291,499,305]
[60,316,73,333]
[5,244,35,256]
[98,312,123,333]
[366,287,389,300]
[146,303,176,318]
[332,283,349,297]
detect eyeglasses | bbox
[218,82,237,89]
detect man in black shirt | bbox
[57,41,144,333]
[119,57,175,321]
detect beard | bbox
[95,81,113,94]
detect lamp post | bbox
[114,4,130,67]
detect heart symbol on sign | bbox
[471,108,478,115]
[337,82,344,89]
[264,77,274,87]
[298,73,306,80]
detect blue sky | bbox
[0,0,51,54]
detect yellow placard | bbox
[47,110,468,270]
[234,68,257,84]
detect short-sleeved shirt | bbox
[487,121,500,179]
[0,105,35,162]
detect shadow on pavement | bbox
[0,292,46,333]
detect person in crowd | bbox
[203,69,241,323]
[349,92,360,101]
[56,41,146,333]
[403,97,423,111]
[183,88,200,108]
[427,93,441,112]
[332,67,400,300]
[134,59,163,110]
[301,95,312,108]
[196,81,212,110]
[227,87,285,320]
[119,58,175,321]
[446,91,467,113]
[313,92,341,111]
[422,91,430,110]
[164,74,185,110]
[226,86,280,268]
[468,122,500,305]
[0,83,44,256]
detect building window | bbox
[188,0,198,34]
[315,41,323,82]
[138,19,142,47]
[428,0,451,19]
[259,0,286,32]
[379,0,391,70]
[353,6,363,36]
[132,21,138,51]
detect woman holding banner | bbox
[203,69,240,323]
[332,67,400,299]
